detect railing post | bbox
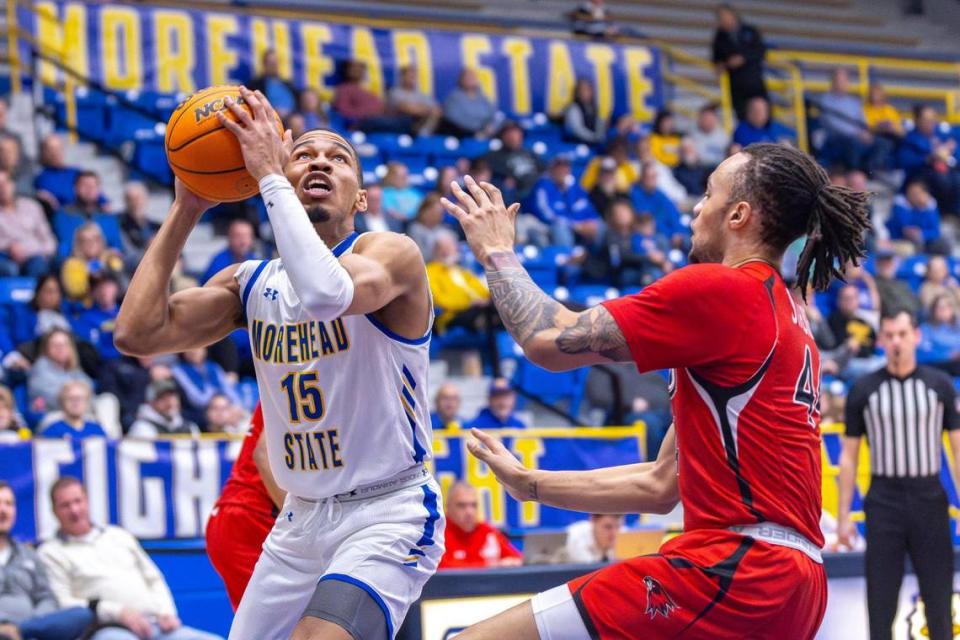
[719,71,734,134]
[791,64,809,153]
[7,0,20,93]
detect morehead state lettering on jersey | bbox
[250,318,350,364]
[283,429,344,471]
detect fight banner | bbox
[0,427,646,542]
[23,2,663,121]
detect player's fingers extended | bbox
[507,203,521,220]
[253,90,277,123]
[478,181,505,208]
[439,196,468,222]
[464,175,492,208]
[238,86,265,120]
[465,438,490,461]
[222,97,252,128]
[216,110,245,137]
[471,427,508,454]
[450,181,480,212]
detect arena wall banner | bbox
[1,425,957,543]
[23,2,663,122]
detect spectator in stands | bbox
[63,171,109,218]
[39,477,222,640]
[426,231,493,334]
[874,248,920,317]
[0,481,94,640]
[118,181,154,268]
[294,88,328,131]
[733,97,792,147]
[171,347,239,427]
[563,78,607,145]
[0,169,56,277]
[898,104,960,216]
[580,137,637,193]
[388,65,442,137]
[34,134,80,210]
[285,112,306,141]
[690,103,730,171]
[829,284,881,379]
[201,219,257,284]
[431,383,462,431]
[587,157,621,219]
[630,162,685,249]
[917,295,960,375]
[60,223,124,302]
[564,514,623,563]
[919,255,960,312]
[407,193,446,258]
[333,60,408,133]
[480,121,544,202]
[37,380,105,440]
[525,155,601,246]
[439,481,522,569]
[468,378,526,429]
[583,199,653,288]
[27,329,92,414]
[246,49,298,119]
[634,135,689,205]
[843,260,881,313]
[0,99,22,152]
[820,68,891,174]
[98,355,167,432]
[864,84,903,139]
[204,393,246,435]
[0,134,34,196]
[887,179,944,253]
[381,162,424,222]
[673,137,708,196]
[11,274,70,347]
[0,386,30,442]
[441,68,499,139]
[128,379,200,439]
[650,109,681,168]
[569,0,619,40]
[72,273,121,361]
[712,4,767,120]
[354,184,402,234]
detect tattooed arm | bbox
[443,176,631,371]
[467,426,679,514]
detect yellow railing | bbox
[766,58,809,153]
[651,37,734,135]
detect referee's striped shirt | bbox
[845,365,960,478]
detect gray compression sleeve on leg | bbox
[301,578,389,640]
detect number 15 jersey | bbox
[602,261,825,547]
[234,232,434,500]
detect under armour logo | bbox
[264,288,279,301]
[267,200,274,208]
[286,511,293,522]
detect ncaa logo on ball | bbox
[193,95,246,123]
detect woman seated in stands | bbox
[919,254,960,313]
[649,109,682,168]
[864,84,903,139]
[918,294,960,376]
[564,78,607,145]
[0,384,30,441]
[60,222,125,302]
[381,162,424,223]
[10,273,71,348]
[27,328,93,414]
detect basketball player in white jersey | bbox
[115,87,444,640]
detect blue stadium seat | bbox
[897,254,929,292]
[569,284,619,307]
[512,358,588,417]
[0,278,36,306]
[458,138,493,158]
[53,211,124,258]
[53,89,107,142]
[131,135,173,184]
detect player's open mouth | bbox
[303,173,333,199]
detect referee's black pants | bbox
[864,475,954,640]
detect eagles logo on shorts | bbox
[643,576,679,619]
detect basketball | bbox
[165,85,283,202]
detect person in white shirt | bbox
[689,103,730,170]
[563,514,623,563]
[37,477,223,640]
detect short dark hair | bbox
[50,476,84,506]
[730,143,870,297]
[74,170,99,185]
[699,102,720,115]
[880,306,918,328]
[0,480,11,495]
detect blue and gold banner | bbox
[24,2,663,121]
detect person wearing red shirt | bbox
[441,143,870,640]
[440,482,522,569]
[205,404,285,610]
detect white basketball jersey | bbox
[234,232,434,500]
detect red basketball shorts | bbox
[532,529,827,639]
[205,504,275,610]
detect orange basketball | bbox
[165,85,283,202]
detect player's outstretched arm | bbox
[115,180,243,357]
[444,176,631,372]
[467,427,679,515]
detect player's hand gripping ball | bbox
[165,85,283,202]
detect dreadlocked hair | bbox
[730,143,871,299]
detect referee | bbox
[838,307,960,640]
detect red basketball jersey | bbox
[603,262,824,547]
[214,404,275,518]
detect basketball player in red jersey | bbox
[206,404,285,610]
[441,143,870,639]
